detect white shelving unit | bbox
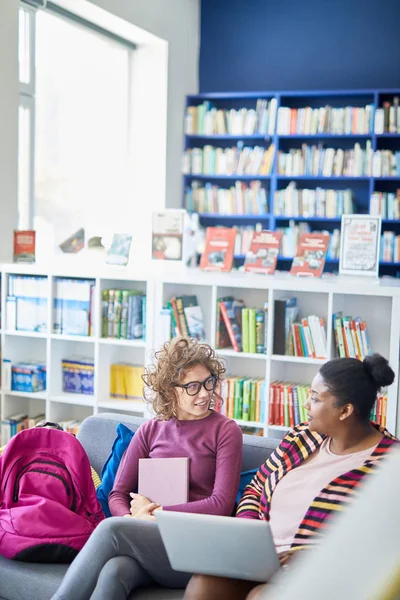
[1,261,400,439]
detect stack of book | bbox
[166,295,205,341]
[62,357,94,395]
[374,98,400,134]
[182,144,276,176]
[276,222,340,259]
[11,362,46,393]
[58,420,81,435]
[273,297,327,358]
[53,278,95,337]
[277,142,400,177]
[274,183,354,218]
[219,376,266,422]
[370,190,400,219]
[6,275,47,333]
[185,180,268,214]
[371,393,388,427]
[381,232,400,262]
[277,104,375,135]
[332,313,372,360]
[1,413,45,445]
[184,98,277,136]
[110,363,144,400]
[268,382,309,427]
[216,298,268,354]
[101,289,146,340]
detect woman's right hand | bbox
[133,502,162,522]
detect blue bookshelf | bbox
[183,89,400,275]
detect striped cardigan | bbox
[236,423,398,550]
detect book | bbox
[13,230,35,263]
[59,228,85,253]
[152,210,185,261]
[138,457,189,506]
[289,233,330,278]
[200,227,236,272]
[244,230,283,274]
[106,234,133,266]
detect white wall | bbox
[0,0,199,261]
[88,0,200,209]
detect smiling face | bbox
[304,371,354,436]
[174,364,215,421]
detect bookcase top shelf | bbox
[187,89,400,101]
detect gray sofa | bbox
[0,412,279,600]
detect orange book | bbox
[244,230,283,275]
[200,227,236,272]
[13,230,36,263]
[289,233,330,278]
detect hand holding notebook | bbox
[138,457,190,506]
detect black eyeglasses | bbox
[173,375,218,397]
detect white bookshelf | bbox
[1,261,400,440]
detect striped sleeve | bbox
[235,462,267,519]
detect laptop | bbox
[156,510,280,582]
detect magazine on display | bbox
[244,230,283,274]
[289,232,330,278]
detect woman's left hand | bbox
[129,493,151,516]
[133,503,162,522]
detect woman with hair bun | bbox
[185,353,399,600]
[53,338,242,600]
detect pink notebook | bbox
[138,457,190,506]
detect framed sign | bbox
[339,214,381,277]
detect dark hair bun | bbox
[363,354,395,389]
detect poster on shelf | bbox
[106,234,133,266]
[13,230,36,263]
[244,230,283,275]
[339,214,381,278]
[289,233,330,278]
[152,210,185,261]
[200,227,236,272]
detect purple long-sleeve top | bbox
[109,410,243,517]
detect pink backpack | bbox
[0,427,105,562]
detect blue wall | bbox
[200,0,400,92]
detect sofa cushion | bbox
[0,554,68,600]
[97,423,135,517]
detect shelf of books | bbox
[0,266,154,444]
[183,89,400,276]
[1,264,400,443]
[155,268,400,438]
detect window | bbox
[18,5,35,230]
[18,4,132,245]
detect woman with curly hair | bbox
[52,337,242,600]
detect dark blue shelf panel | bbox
[375,134,400,138]
[276,175,370,181]
[382,219,400,224]
[185,134,270,140]
[274,215,342,222]
[278,134,372,139]
[276,256,339,263]
[375,177,400,181]
[184,174,272,180]
[187,89,398,101]
[198,213,271,220]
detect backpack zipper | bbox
[13,462,77,511]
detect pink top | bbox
[269,437,378,552]
[109,410,243,517]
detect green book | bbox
[283,384,290,427]
[242,379,251,421]
[249,380,257,422]
[248,309,257,354]
[233,378,245,420]
[242,308,249,353]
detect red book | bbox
[200,227,236,272]
[289,233,330,278]
[244,230,283,275]
[13,230,36,263]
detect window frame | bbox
[18,3,36,230]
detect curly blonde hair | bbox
[142,337,226,420]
